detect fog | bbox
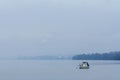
[0,0,120,57]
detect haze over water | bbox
[0,0,120,80]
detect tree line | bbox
[72,51,120,60]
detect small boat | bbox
[79,62,89,69]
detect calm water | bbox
[0,60,120,80]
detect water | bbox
[0,60,120,80]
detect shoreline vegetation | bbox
[3,51,120,60]
[72,51,120,60]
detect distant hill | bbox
[17,55,72,60]
[72,51,120,60]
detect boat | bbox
[79,62,89,69]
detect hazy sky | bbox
[0,0,120,57]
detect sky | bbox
[0,0,120,57]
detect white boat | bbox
[79,62,89,69]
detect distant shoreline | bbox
[72,51,120,60]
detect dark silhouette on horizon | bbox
[72,51,120,60]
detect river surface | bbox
[0,60,120,80]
